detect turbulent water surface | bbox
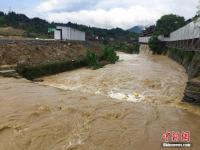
[0,52,200,150]
[41,52,188,105]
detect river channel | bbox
[0,52,200,150]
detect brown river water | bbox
[0,52,200,150]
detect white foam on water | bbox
[108,91,145,102]
[64,138,83,149]
[39,82,145,103]
[40,83,82,91]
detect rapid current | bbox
[0,52,200,150]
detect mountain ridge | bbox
[128,25,145,34]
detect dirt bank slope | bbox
[0,40,101,66]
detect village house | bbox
[54,26,85,41]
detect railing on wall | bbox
[166,39,200,52]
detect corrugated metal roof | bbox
[169,21,200,41]
[139,21,200,43]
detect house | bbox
[54,26,85,41]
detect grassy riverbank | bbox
[17,59,87,80]
[17,46,119,80]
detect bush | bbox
[101,47,119,63]
[86,47,119,69]
[86,50,99,67]
[17,49,119,80]
[129,44,139,54]
[17,59,86,80]
[148,36,166,54]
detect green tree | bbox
[0,16,5,26]
[86,50,98,67]
[154,14,185,37]
[194,1,200,21]
[0,11,4,16]
[5,12,18,27]
[102,47,119,63]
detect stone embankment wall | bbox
[139,44,200,104]
[168,49,200,104]
[0,39,101,66]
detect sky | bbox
[0,0,199,29]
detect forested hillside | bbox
[0,11,138,40]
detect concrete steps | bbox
[0,65,17,70]
[0,65,21,78]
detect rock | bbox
[68,42,72,46]
[33,79,44,82]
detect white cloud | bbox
[35,0,199,29]
[46,6,163,29]
[36,0,68,12]
[36,0,96,12]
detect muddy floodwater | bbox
[0,52,200,150]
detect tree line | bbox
[0,11,137,41]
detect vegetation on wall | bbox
[168,48,200,79]
[167,48,199,104]
[148,36,166,54]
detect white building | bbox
[54,26,85,41]
[139,36,151,44]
